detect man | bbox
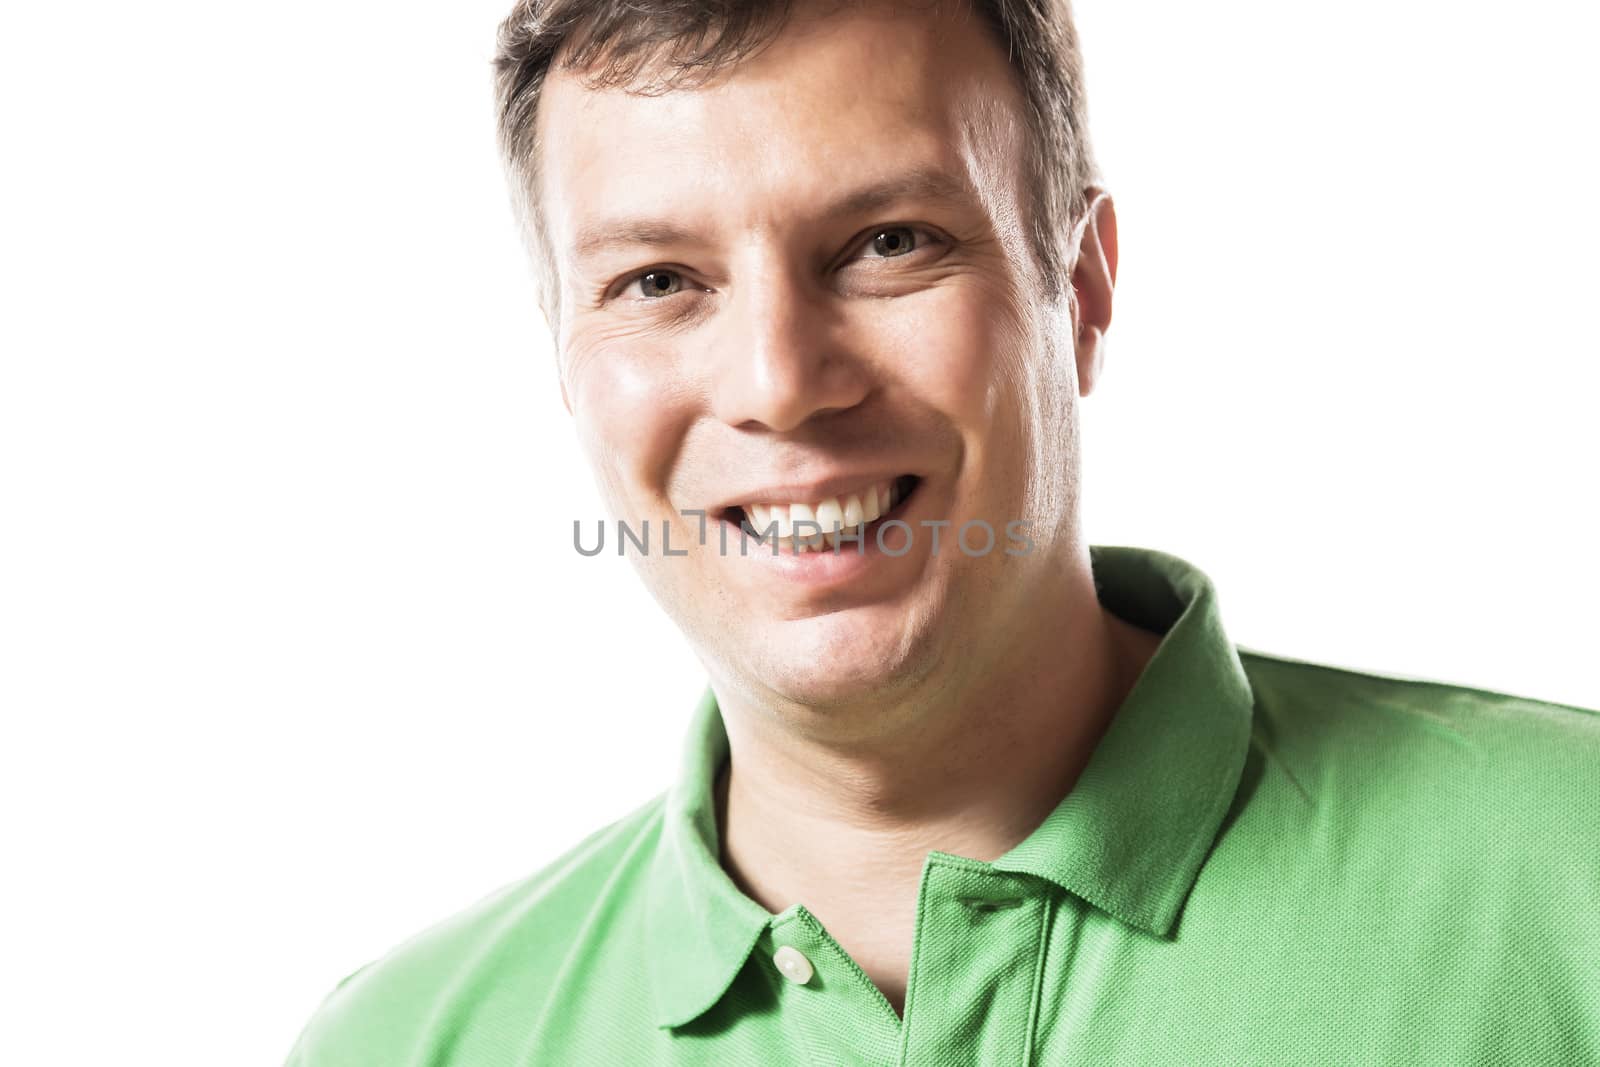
[286,1,1600,1063]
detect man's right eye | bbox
[635,270,683,298]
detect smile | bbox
[724,475,922,553]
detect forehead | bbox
[534,3,1028,260]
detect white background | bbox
[2,0,1596,1062]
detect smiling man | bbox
[285,2,1600,1064]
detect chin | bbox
[745,600,947,710]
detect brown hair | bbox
[492,0,1097,330]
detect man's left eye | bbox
[863,226,922,259]
[857,227,940,262]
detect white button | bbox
[773,945,814,985]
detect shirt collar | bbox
[645,687,773,1029]
[645,544,1255,1029]
[987,545,1255,934]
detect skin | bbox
[537,0,1162,1017]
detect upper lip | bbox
[708,470,915,515]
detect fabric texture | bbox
[286,545,1600,1066]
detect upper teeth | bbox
[745,479,899,552]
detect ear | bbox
[1070,189,1118,398]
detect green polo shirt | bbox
[286,545,1600,1065]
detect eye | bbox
[865,226,920,258]
[636,270,683,298]
[848,224,946,266]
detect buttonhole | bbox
[958,896,1023,913]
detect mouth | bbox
[718,474,922,553]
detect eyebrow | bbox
[568,164,979,265]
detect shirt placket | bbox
[756,857,1053,1066]
[763,907,905,1066]
[897,853,1053,1067]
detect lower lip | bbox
[719,487,922,586]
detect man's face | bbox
[538,2,1089,714]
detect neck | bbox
[712,545,1163,943]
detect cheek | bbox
[869,283,1027,434]
[565,329,696,507]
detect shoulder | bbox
[284,793,667,1066]
[1234,647,1600,843]
[1216,650,1600,1041]
[1239,647,1600,761]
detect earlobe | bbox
[1071,190,1118,398]
[1076,324,1106,397]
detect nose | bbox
[707,269,872,433]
